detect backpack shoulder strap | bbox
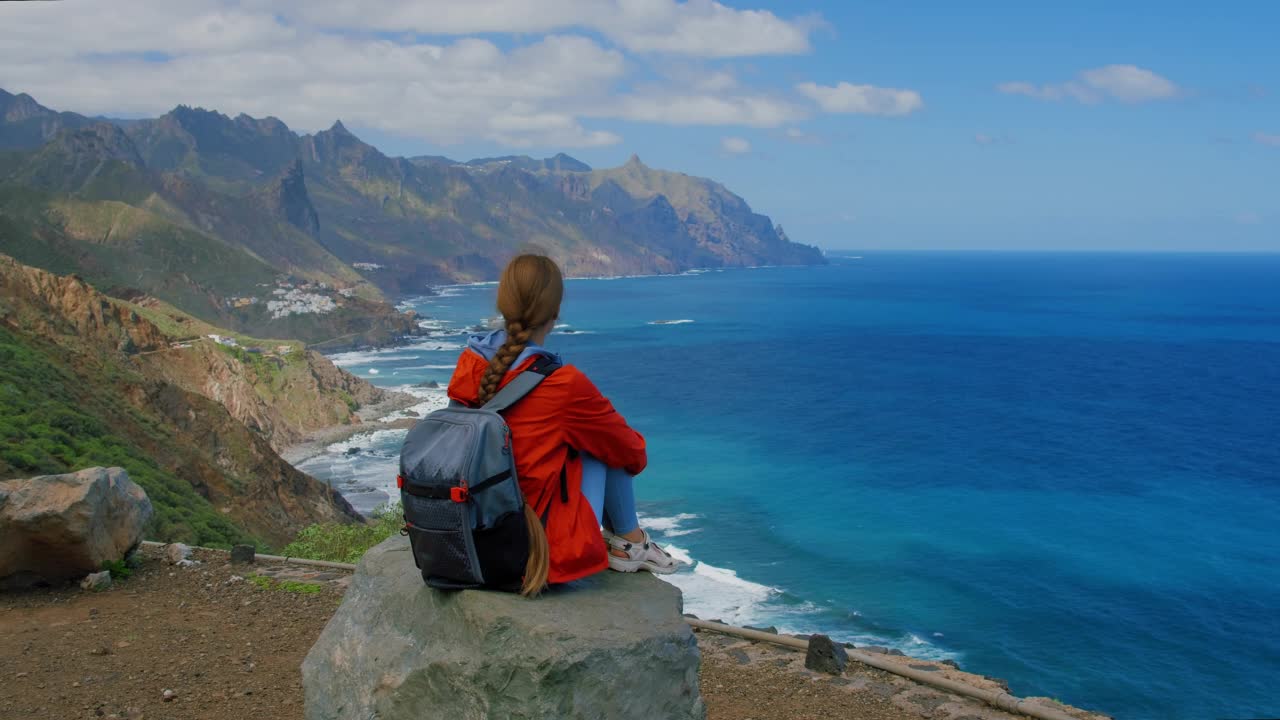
[480,354,562,413]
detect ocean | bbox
[297,253,1280,720]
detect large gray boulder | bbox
[0,467,152,589]
[303,535,704,720]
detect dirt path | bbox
[0,547,1103,720]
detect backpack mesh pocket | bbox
[403,492,482,587]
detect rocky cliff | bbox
[0,90,825,332]
[0,254,372,547]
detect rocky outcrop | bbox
[1,253,401,451]
[0,254,167,354]
[140,343,399,452]
[0,467,151,589]
[258,158,321,236]
[302,536,704,720]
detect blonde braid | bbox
[475,253,564,596]
[476,320,533,406]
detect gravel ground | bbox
[0,546,1108,720]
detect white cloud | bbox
[720,136,750,154]
[2,28,627,147]
[0,0,831,148]
[1255,132,1280,147]
[998,65,1179,105]
[251,0,820,58]
[779,127,823,145]
[796,81,923,116]
[613,3,822,57]
[600,91,805,127]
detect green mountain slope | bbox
[0,254,374,548]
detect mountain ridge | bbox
[0,89,824,346]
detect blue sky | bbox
[2,0,1277,250]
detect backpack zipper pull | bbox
[502,427,511,454]
[450,480,470,503]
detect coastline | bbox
[280,392,419,466]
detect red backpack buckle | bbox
[450,483,469,503]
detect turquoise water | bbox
[298,253,1280,720]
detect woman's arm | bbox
[562,368,647,476]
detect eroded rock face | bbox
[303,536,704,720]
[0,467,152,589]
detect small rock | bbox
[887,648,906,656]
[230,545,255,565]
[161,689,176,702]
[987,676,1011,692]
[165,543,192,564]
[175,559,200,568]
[89,646,112,656]
[904,692,950,712]
[866,681,899,699]
[80,571,112,592]
[804,634,848,675]
[344,447,362,456]
[226,576,245,584]
[940,658,960,669]
[728,649,751,665]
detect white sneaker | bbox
[603,528,680,575]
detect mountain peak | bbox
[548,153,591,172]
[625,153,644,167]
[1,89,53,123]
[329,119,350,135]
[167,104,230,123]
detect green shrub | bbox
[280,503,403,564]
[100,559,132,580]
[247,575,323,594]
[277,580,323,594]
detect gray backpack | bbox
[397,355,560,590]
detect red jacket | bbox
[447,350,647,583]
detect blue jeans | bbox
[579,454,640,535]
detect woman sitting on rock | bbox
[447,254,679,595]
